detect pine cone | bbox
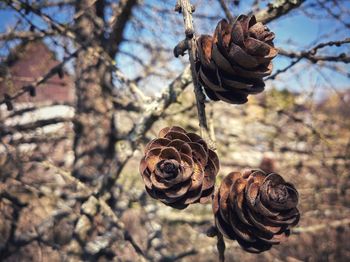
[139,126,219,209]
[196,15,278,104]
[213,170,299,253]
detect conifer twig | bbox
[207,225,226,262]
[176,0,215,148]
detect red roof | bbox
[0,41,74,103]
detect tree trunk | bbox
[73,0,115,183]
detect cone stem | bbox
[206,225,226,262]
[176,0,215,149]
[217,232,226,262]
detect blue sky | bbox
[0,0,349,99]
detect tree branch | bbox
[269,38,350,79]
[177,0,214,147]
[218,0,234,23]
[31,0,75,9]
[106,0,138,57]
[207,226,226,262]
[98,66,192,195]
[0,117,72,137]
[0,48,80,110]
[0,30,56,41]
[8,0,77,40]
[279,38,350,63]
[255,0,306,24]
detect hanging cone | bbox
[196,15,278,104]
[140,126,220,209]
[213,169,299,253]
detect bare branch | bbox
[161,249,198,261]
[114,67,150,102]
[31,0,75,9]
[0,48,80,109]
[177,0,214,147]
[269,38,350,79]
[279,38,350,63]
[8,135,68,146]
[8,0,77,40]
[99,66,192,195]
[0,117,71,137]
[267,57,302,80]
[207,226,226,262]
[106,0,138,57]
[255,0,306,24]
[218,0,234,23]
[0,30,56,41]
[217,232,226,262]
[316,0,350,29]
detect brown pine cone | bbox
[213,170,299,253]
[140,126,219,209]
[196,15,278,104]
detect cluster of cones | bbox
[139,11,298,255]
[139,126,299,253]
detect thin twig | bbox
[268,37,350,79]
[207,225,226,262]
[98,66,193,195]
[255,0,306,24]
[208,104,217,146]
[217,232,226,262]
[114,67,150,102]
[266,57,302,80]
[0,48,80,109]
[218,0,234,23]
[278,38,350,63]
[177,0,214,147]
[0,30,56,41]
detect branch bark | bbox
[268,38,350,79]
[106,0,138,57]
[278,38,350,63]
[207,226,226,262]
[0,48,81,109]
[72,0,115,182]
[177,0,214,147]
[99,66,192,195]
[255,0,306,24]
[0,117,71,137]
[0,30,56,41]
[218,0,234,23]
